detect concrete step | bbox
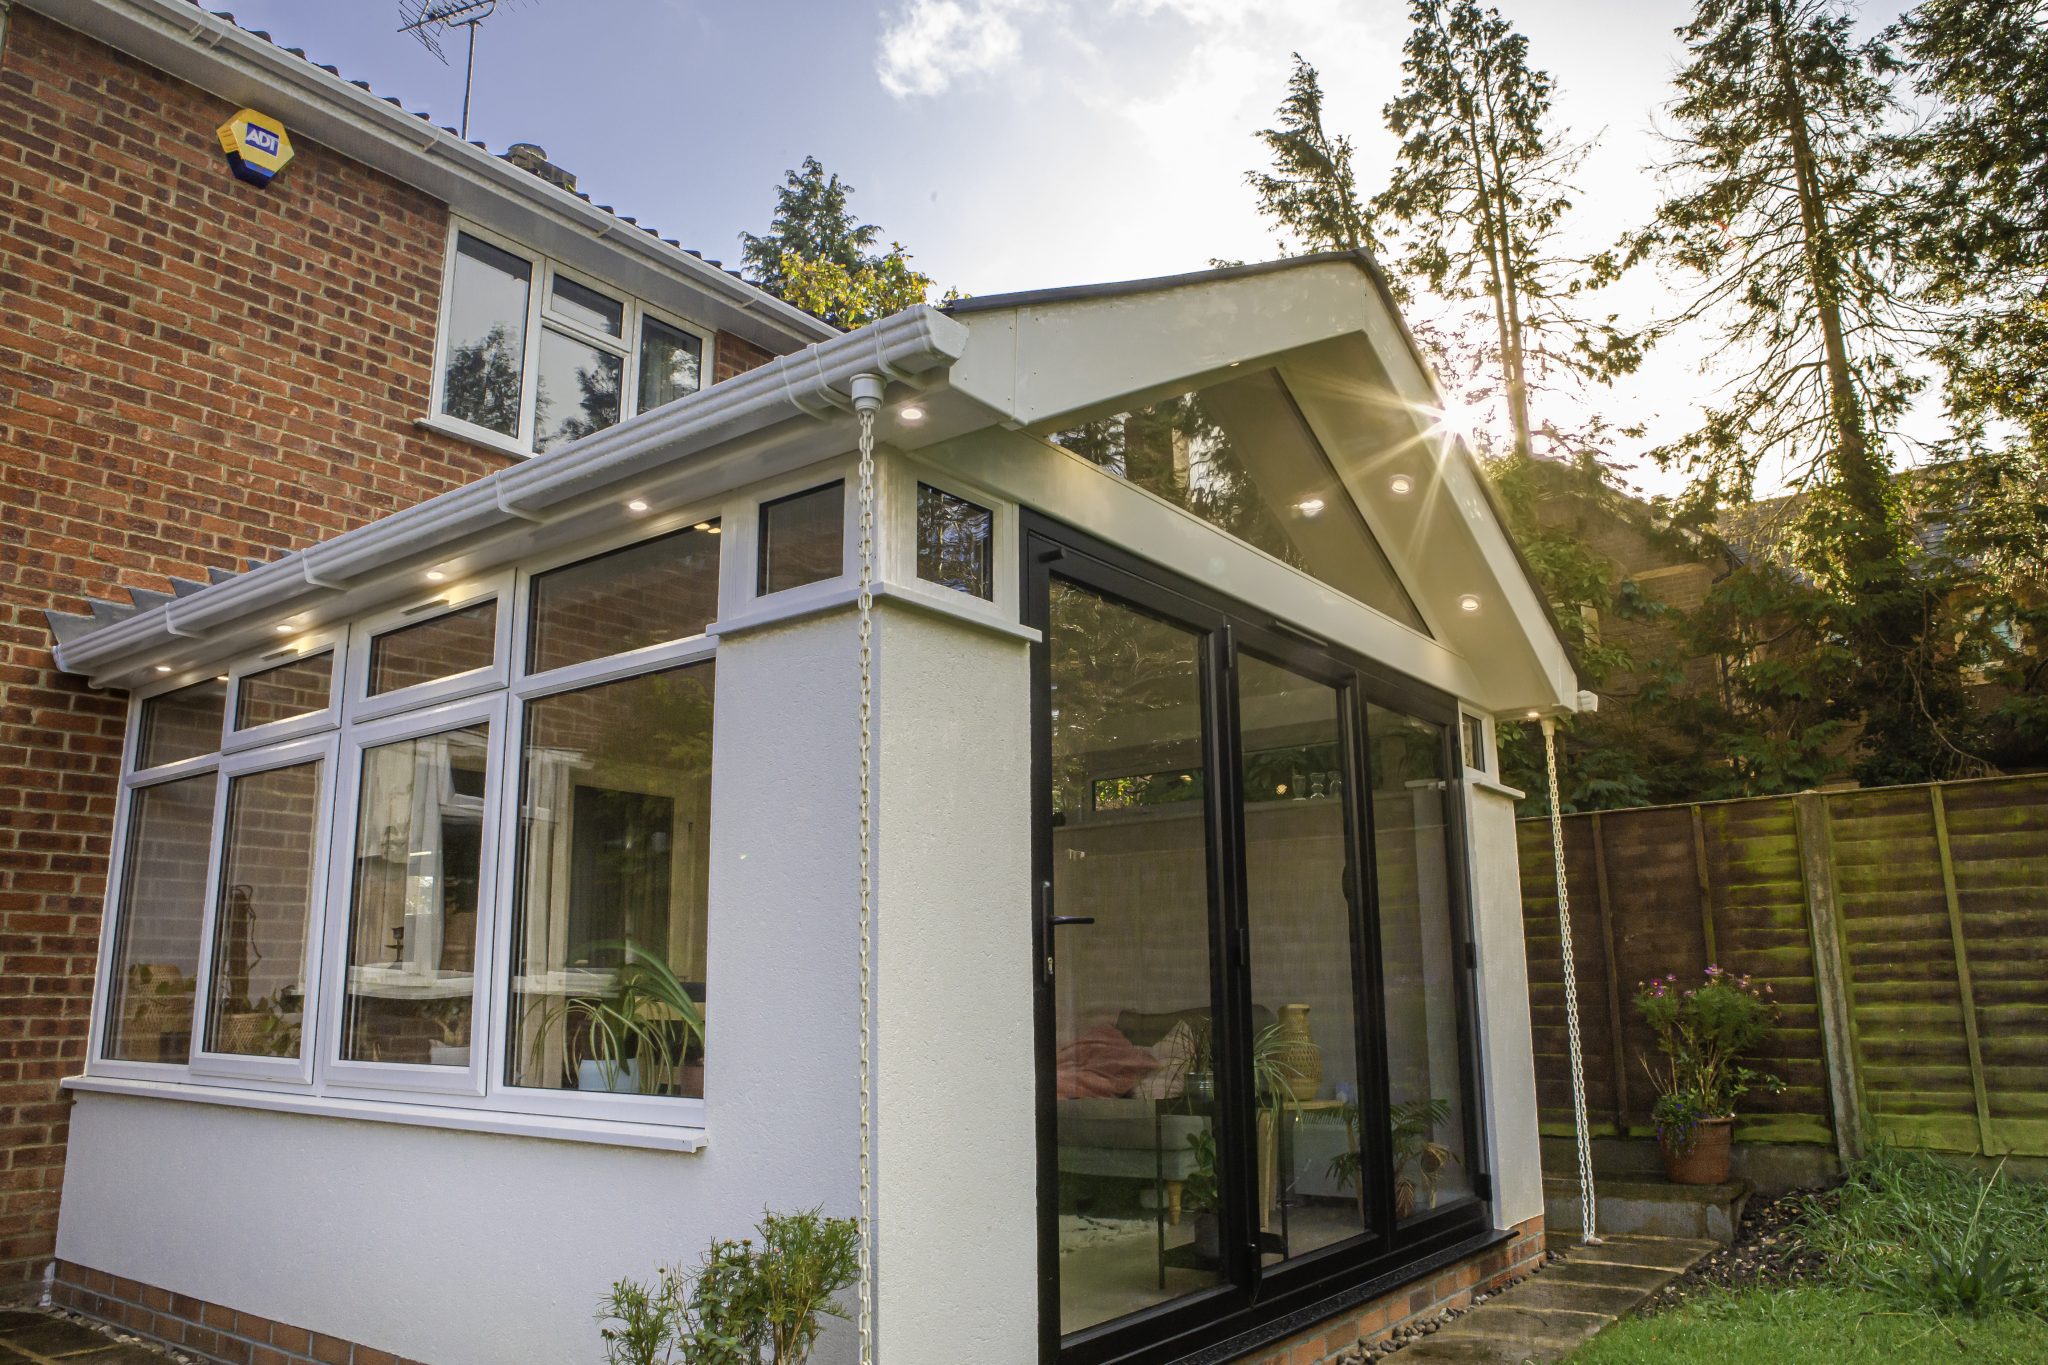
[1390,1234,1717,1363]
[1544,1173,1751,1244]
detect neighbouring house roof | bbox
[49,256,1582,717]
[18,0,836,353]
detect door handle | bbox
[1050,916,1096,928]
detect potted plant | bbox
[1637,966,1780,1184]
[1324,1095,1460,1218]
[537,940,705,1095]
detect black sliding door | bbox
[1029,518,1490,1365]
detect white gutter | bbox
[17,0,838,351]
[53,306,969,680]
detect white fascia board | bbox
[55,307,969,685]
[18,0,837,355]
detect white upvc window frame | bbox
[426,219,715,459]
[86,502,738,1141]
[86,674,228,1083]
[346,573,514,724]
[319,691,510,1100]
[186,732,339,1090]
[222,627,347,753]
[883,454,1021,630]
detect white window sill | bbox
[1466,774,1527,802]
[413,414,533,461]
[63,1074,707,1153]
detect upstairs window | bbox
[433,225,712,457]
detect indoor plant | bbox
[537,940,706,1095]
[1636,966,1779,1184]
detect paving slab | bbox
[1389,1235,1716,1364]
[0,1308,181,1365]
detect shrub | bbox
[596,1207,860,1364]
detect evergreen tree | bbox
[1245,55,1376,255]
[739,156,934,328]
[739,157,880,296]
[1373,0,1639,461]
[1895,0,2048,769]
[1639,0,1971,784]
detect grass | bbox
[1571,1148,2048,1363]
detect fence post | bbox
[1590,813,1630,1134]
[1794,791,1865,1165]
[1690,805,1719,965]
[1931,786,1996,1156]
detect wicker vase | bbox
[1271,1003,1324,1101]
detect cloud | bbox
[876,1,1043,98]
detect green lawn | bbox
[1571,1149,2048,1364]
[1570,1284,2048,1364]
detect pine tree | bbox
[1373,0,1638,461]
[1642,0,1969,783]
[1245,55,1376,255]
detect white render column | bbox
[869,597,1038,1364]
[1462,776,1545,1230]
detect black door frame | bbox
[1027,514,1496,1365]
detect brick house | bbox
[5,5,1578,1364]
[0,0,825,1298]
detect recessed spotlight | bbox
[274,624,293,634]
[706,525,723,535]
[154,664,172,674]
[692,521,713,532]
[627,499,650,513]
[1459,594,1482,613]
[1389,474,1414,497]
[217,675,230,683]
[898,404,926,424]
[1527,709,1541,719]
[425,570,447,583]
[1295,497,1326,517]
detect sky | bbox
[219,0,1913,499]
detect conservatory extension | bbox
[49,255,1574,1365]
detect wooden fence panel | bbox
[1518,773,2048,1157]
[1826,785,1983,1152]
[1937,778,2048,1156]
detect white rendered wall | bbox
[57,611,866,1365]
[869,601,1037,1364]
[1463,780,1545,1228]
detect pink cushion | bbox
[1055,1024,1162,1099]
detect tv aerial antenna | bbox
[398,0,535,141]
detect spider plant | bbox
[532,940,705,1094]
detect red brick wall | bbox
[54,1261,422,1365]
[713,329,777,384]
[0,10,507,1286]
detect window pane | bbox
[234,652,333,731]
[137,679,225,769]
[441,233,531,437]
[368,602,497,696]
[527,525,721,674]
[339,725,490,1066]
[101,774,216,1063]
[638,316,702,413]
[1462,715,1487,773]
[915,484,993,600]
[507,664,712,1097]
[534,327,623,454]
[1240,656,1370,1260]
[1046,580,1225,1332]
[1367,704,1475,1220]
[549,274,623,337]
[203,760,323,1059]
[757,482,844,595]
[1047,371,1426,632]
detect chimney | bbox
[505,142,576,193]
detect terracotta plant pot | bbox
[1660,1115,1734,1184]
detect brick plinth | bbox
[1234,1215,1547,1365]
[53,1261,415,1365]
